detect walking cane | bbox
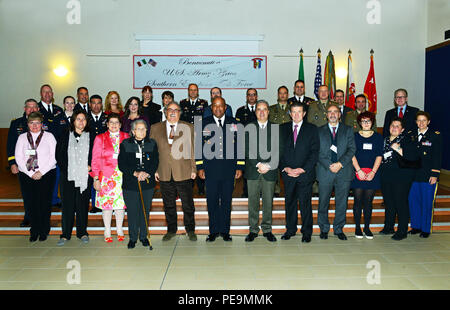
[137,179,153,250]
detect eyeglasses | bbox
[361,120,372,124]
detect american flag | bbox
[314,51,322,100]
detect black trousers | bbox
[381,181,412,236]
[352,188,375,229]
[59,175,92,239]
[123,188,154,242]
[160,178,195,233]
[283,177,313,236]
[20,169,56,238]
[18,172,32,222]
[205,178,234,234]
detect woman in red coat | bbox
[90,113,129,242]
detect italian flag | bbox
[345,52,356,109]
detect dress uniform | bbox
[235,104,257,197]
[306,99,338,127]
[344,110,378,132]
[408,129,442,236]
[179,97,208,195]
[287,95,314,117]
[7,114,31,225]
[196,115,245,239]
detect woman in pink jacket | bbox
[90,113,129,242]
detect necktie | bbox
[418,133,423,142]
[251,106,254,113]
[47,104,52,114]
[218,119,223,128]
[399,108,404,118]
[169,125,175,139]
[95,116,99,122]
[332,127,336,139]
[293,124,298,145]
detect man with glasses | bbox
[316,104,356,241]
[150,102,197,242]
[345,94,377,132]
[382,88,419,137]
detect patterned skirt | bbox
[96,167,126,210]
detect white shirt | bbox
[166,121,178,144]
[79,102,88,112]
[257,120,268,130]
[41,101,53,113]
[295,95,305,102]
[248,104,256,113]
[328,123,340,135]
[418,128,428,141]
[213,115,225,128]
[91,112,102,121]
[190,98,197,105]
[292,120,303,136]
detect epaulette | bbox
[11,118,16,121]
[435,131,440,134]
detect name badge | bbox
[363,143,373,150]
[26,149,36,156]
[383,151,392,160]
[330,145,337,153]
[113,153,119,159]
[136,152,142,159]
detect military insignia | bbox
[435,131,440,134]
[315,115,318,120]
[230,124,238,132]
[202,130,211,136]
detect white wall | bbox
[427,0,450,47]
[0,0,431,127]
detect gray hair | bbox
[130,119,148,137]
[256,99,269,110]
[163,101,182,114]
[24,98,38,107]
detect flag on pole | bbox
[298,49,305,81]
[364,50,377,113]
[324,51,336,100]
[314,49,322,100]
[345,50,356,109]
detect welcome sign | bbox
[133,55,267,89]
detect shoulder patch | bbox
[435,131,440,134]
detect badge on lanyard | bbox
[330,145,337,153]
[26,149,36,156]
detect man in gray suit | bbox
[316,104,356,240]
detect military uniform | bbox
[89,112,108,137]
[344,110,377,132]
[196,116,245,236]
[287,95,314,117]
[235,104,257,197]
[306,99,338,127]
[409,129,442,234]
[179,98,208,123]
[38,101,64,139]
[268,103,291,125]
[6,113,31,223]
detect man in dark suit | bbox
[334,89,353,123]
[244,99,278,242]
[197,97,244,242]
[279,102,319,242]
[74,87,90,114]
[316,104,356,241]
[287,79,314,116]
[382,88,419,137]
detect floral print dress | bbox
[95,134,126,210]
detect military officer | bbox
[74,87,90,114]
[269,86,291,125]
[235,88,258,198]
[179,83,208,123]
[345,94,377,132]
[307,85,338,127]
[287,79,315,116]
[408,111,442,238]
[58,96,76,136]
[203,87,233,118]
[197,96,244,242]
[6,98,39,226]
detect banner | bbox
[298,50,304,82]
[364,52,377,113]
[314,50,322,100]
[133,55,267,89]
[324,51,336,100]
[345,52,356,109]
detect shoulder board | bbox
[435,131,440,134]
[11,118,17,121]
[408,130,412,133]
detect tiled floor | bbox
[0,233,449,290]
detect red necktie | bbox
[399,108,404,118]
[332,127,336,139]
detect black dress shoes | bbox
[221,233,232,241]
[89,207,102,214]
[281,232,295,240]
[379,228,395,235]
[39,235,47,242]
[408,228,422,235]
[128,240,136,249]
[263,232,277,242]
[419,232,430,238]
[206,233,218,242]
[336,233,347,241]
[245,232,258,242]
[391,233,407,241]
[301,235,311,243]
[29,235,38,242]
[319,232,328,239]
[20,220,30,227]
[141,238,150,246]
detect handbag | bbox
[355,168,372,181]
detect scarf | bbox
[67,131,90,193]
[26,130,44,171]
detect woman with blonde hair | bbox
[105,91,124,118]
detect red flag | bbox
[364,53,377,113]
[345,52,356,109]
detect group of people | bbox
[6,80,442,248]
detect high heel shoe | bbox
[117,235,125,242]
[104,237,113,243]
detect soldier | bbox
[269,86,291,125]
[307,85,338,128]
[74,87,90,114]
[287,80,314,116]
[408,111,442,238]
[345,94,377,132]
[197,97,244,242]
[203,87,233,118]
[334,89,353,123]
[235,88,258,198]
[179,84,208,195]
[6,98,39,227]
